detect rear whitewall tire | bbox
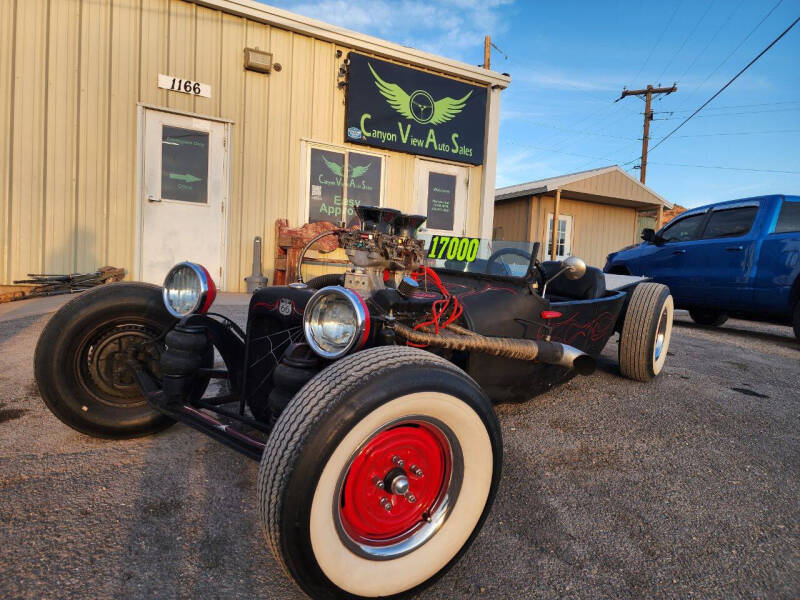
[619,282,674,382]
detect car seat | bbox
[541,261,606,300]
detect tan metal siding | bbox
[9,0,48,281]
[2,0,491,290]
[492,197,528,241]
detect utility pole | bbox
[483,35,491,69]
[617,84,677,184]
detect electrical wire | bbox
[644,161,800,174]
[629,0,684,85]
[657,0,717,83]
[678,0,785,108]
[676,0,745,83]
[624,15,800,164]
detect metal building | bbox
[494,166,672,268]
[0,0,509,290]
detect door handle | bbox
[148,195,161,203]
[725,245,743,252]
[672,249,686,255]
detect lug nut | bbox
[406,493,417,503]
[410,465,423,477]
[373,477,385,489]
[392,455,404,467]
[380,498,393,511]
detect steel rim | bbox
[333,415,463,560]
[76,321,163,406]
[654,305,669,361]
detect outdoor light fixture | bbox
[244,47,272,73]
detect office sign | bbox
[345,53,487,165]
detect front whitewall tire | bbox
[310,392,493,597]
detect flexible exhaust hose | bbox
[392,322,596,375]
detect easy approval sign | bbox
[345,53,487,165]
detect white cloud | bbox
[271,0,513,61]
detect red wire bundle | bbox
[407,266,462,347]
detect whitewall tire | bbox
[257,346,502,599]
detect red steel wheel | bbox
[337,419,460,556]
[258,346,502,599]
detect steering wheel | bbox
[486,245,547,291]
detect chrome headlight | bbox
[303,286,369,359]
[162,262,216,318]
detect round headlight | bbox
[162,262,216,318]
[303,287,369,359]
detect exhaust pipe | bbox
[392,322,596,375]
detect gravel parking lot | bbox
[1,299,798,599]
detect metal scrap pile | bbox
[7,267,125,301]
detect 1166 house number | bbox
[157,74,211,98]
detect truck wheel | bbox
[34,282,209,439]
[689,309,728,327]
[793,301,800,342]
[619,282,673,382]
[258,346,502,599]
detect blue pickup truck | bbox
[604,194,800,340]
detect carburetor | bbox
[338,206,427,297]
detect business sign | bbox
[308,148,381,226]
[345,53,487,165]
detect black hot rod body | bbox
[34,206,672,600]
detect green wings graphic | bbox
[322,155,343,177]
[368,63,472,125]
[322,155,372,179]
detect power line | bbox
[653,99,800,113]
[655,129,800,139]
[630,0,684,85]
[676,0,745,84]
[679,0,785,108]
[645,161,800,174]
[658,107,800,119]
[625,15,800,164]
[657,0,717,82]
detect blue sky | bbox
[265,0,800,208]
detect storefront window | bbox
[308,147,382,226]
[161,125,209,203]
[425,172,456,231]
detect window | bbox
[161,125,209,203]
[702,206,758,239]
[660,213,705,243]
[426,172,457,230]
[775,200,800,234]
[307,147,382,226]
[545,213,573,260]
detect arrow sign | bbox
[168,173,203,183]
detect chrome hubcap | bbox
[654,305,669,361]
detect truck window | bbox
[660,213,705,243]
[774,201,800,234]
[701,206,758,239]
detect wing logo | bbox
[368,63,471,126]
[321,155,372,180]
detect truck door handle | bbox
[672,249,686,255]
[725,245,743,251]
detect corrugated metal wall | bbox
[494,194,637,268]
[533,195,636,267]
[0,0,485,290]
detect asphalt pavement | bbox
[0,299,798,599]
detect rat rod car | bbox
[35,206,673,599]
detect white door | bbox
[546,213,573,260]
[140,109,227,287]
[414,160,468,237]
